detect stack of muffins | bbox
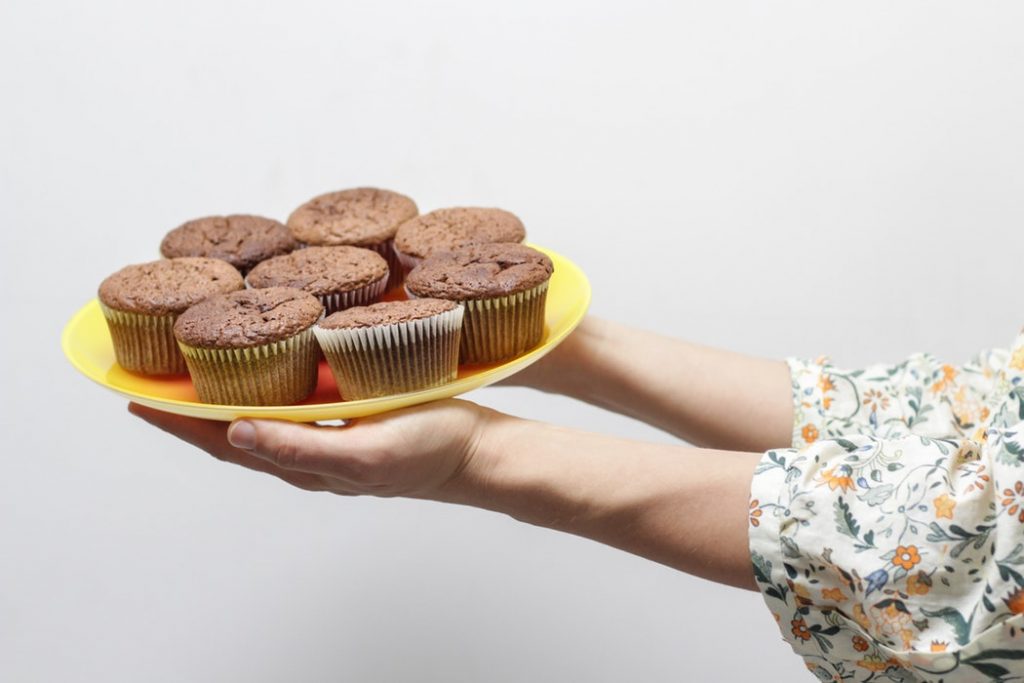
[97,188,554,406]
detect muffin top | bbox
[160,214,296,272]
[246,246,389,296]
[406,243,553,299]
[287,187,418,246]
[98,257,244,315]
[319,298,459,330]
[394,207,525,259]
[173,287,323,349]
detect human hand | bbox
[128,399,493,499]
[130,394,759,590]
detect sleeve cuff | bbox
[786,356,830,449]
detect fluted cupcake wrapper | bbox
[365,239,404,291]
[100,303,187,375]
[460,282,549,364]
[313,305,464,400]
[319,273,389,316]
[406,281,549,364]
[393,247,424,278]
[177,327,320,406]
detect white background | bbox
[3,1,1023,681]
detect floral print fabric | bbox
[750,328,1024,681]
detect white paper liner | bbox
[99,303,187,375]
[406,281,549,364]
[461,281,548,363]
[365,239,404,290]
[314,305,464,400]
[393,247,423,277]
[177,327,320,405]
[319,272,389,315]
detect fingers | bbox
[128,403,330,491]
[228,418,376,484]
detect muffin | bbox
[160,214,296,274]
[393,207,526,275]
[246,246,389,316]
[405,243,552,364]
[98,257,244,375]
[286,188,417,289]
[173,287,323,405]
[314,299,464,400]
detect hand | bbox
[131,396,758,589]
[129,399,492,499]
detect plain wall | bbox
[3,1,1023,680]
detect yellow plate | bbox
[62,245,590,421]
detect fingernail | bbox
[228,420,256,449]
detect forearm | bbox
[524,317,792,451]
[439,412,760,590]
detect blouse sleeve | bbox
[748,335,1024,681]
[787,348,1011,449]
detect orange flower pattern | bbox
[752,328,1024,681]
[801,423,819,444]
[932,493,955,519]
[791,618,811,642]
[891,545,921,571]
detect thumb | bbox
[228,419,370,481]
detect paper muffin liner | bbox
[460,281,549,363]
[177,327,320,405]
[407,281,549,364]
[393,247,423,278]
[99,303,188,375]
[366,239,404,290]
[319,273,389,316]
[313,305,464,400]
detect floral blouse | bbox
[749,327,1024,681]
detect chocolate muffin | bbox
[286,188,418,289]
[174,287,323,405]
[160,214,296,274]
[98,257,244,374]
[405,243,552,364]
[246,246,389,316]
[314,299,464,400]
[393,207,526,275]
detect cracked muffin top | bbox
[160,215,296,273]
[246,246,389,296]
[98,257,244,315]
[318,298,460,330]
[394,207,525,260]
[287,188,418,246]
[405,243,552,299]
[173,287,323,349]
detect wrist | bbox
[433,408,522,508]
[435,413,607,532]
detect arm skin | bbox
[130,400,760,591]
[505,317,794,452]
